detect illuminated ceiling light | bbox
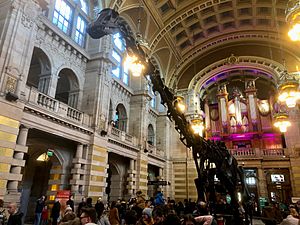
[191,117,205,137]
[273,112,291,133]
[278,71,300,108]
[174,96,186,113]
[36,153,49,162]
[124,54,144,77]
[286,0,300,41]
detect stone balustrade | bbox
[229,148,290,159]
[24,86,91,127]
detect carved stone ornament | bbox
[5,76,17,93]
[226,54,239,65]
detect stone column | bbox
[217,84,229,134]
[71,143,85,200]
[127,159,136,197]
[6,126,28,199]
[257,168,268,198]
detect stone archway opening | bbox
[20,129,77,223]
[27,47,52,94]
[55,68,80,108]
[115,104,127,132]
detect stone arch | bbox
[107,159,123,201]
[188,56,284,98]
[27,47,52,94]
[55,68,80,108]
[147,124,155,145]
[115,103,128,132]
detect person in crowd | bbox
[66,195,75,212]
[60,205,76,223]
[182,214,196,225]
[87,197,93,208]
[296,201,300,215]
[124,210,137,225]
[41,206,48,225]
[80,207,98,225]
[34,195,45,225]
[193,201,214,225]
[163,213,181,225]
[7,202,23,225]
[262,202,277,225]
[136,191,146,218]
[154,192,164,206]
[175,201,184,217]
[152,206,166,225]
[109,201,120,225]
[96,201,110,225]
[77,197,87,217]
[279,208,299,225]
[0,199,7,225]
[137,208,153,225]
[119,200,127,225]
[51,198,61,225]
[95,198,103,216]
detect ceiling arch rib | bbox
[189,56,285,97]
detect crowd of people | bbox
[1,191,300,225]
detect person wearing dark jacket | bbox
[66,195,74,212]
[51,198,61,225]
[34,195,45,225]
[7,202,23,225]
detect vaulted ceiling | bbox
[109,0,300,90]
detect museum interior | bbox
[1,0,300,221]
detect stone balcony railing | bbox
[146,142,164,157]
[108,126,139,147]
[229,148,290,159]
[23,86,92,127]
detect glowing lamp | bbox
[124,54,144,77]
[191,118,205,136]
[278,72,300,108]
[174,96,186,113]
[286,0,300,41]
[273,112,291,133]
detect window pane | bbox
[112,67,120,78]
[112,50,121,63]
[123,72,129,84]
[80,0,88,14]
[53,0,72,34]
[113,33,124,51]
[74,16,86,47]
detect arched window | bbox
[114,104,127,132]
[112,33,129,85]
[147,124,155,145]
[55,68,80,108]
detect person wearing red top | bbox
[41,206,48,225]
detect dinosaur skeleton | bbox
[87,8,253,225]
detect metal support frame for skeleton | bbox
[87,8,253,225]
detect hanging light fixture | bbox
[286,0,300,41]
[174,96,186,113]
[278,70,300,108]
[124,53,145,77]
[191,117,205,137]
[273,112,291,133]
